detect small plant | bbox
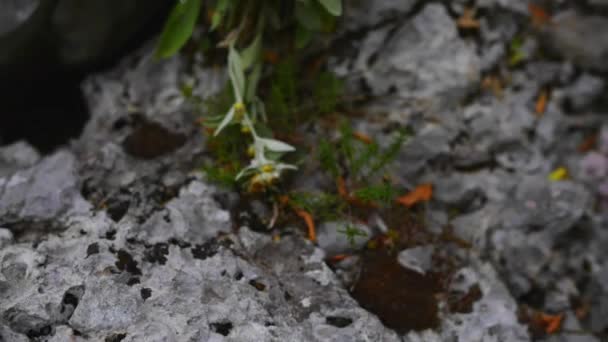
[319,122,409,184]
[338,224,368,246]
[156,0,343,192]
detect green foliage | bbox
[157,0,344,191]
[369,129,409,175]
[337,224,368,246]
[509,35,526,66]
[155,0,202,59]
[319,121,409,182]
[289,191,345,220]
[354,183,399,206]
[319,139,340,178]
[318,0,342,16]
[202,163,240,188]
[266,58,343,132]
[314,71,343,114]
[267,59,299,128]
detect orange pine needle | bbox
[535,89,549,116]
[353,131,374,144]
[327,254,350,263]
[396,183,433,207]
[337,177,349,198]
[294,208,316,242]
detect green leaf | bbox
[155,0,202,59]
[211,0,231,30]
[241,34,262,70]
[246,63,262,102]
[295,1,323,31]
[214,106,236,136]
[228,47,245,102]
[258,137,296,152]
[319,139,340,178]
[295,24,313,49]
[317,0,342,16]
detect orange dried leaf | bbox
[353,131,374,144]
[278,195,290,206]
[529,3,551,27]
[396,183,433,207]
[337,177,348,198]
[294,208,316,242]
[537,313,564,334]
[457,7,480,29]
[535,89,549,116]
[327,254,350,263]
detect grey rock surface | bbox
[333,4,480,116]
[316,221,370,255]
[4,1,608,341]
[0,141,39,177]
[542,11,608,71]
[0,150,87,230]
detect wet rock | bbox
[542,11,608,71]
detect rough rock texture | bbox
[0,149,87,231]
[0,44,400,341]
[542,11,608,71]
[3,1,608,341]
[333,4,480,117]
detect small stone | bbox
[397,245,434,275]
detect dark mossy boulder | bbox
[0,0,173,152]
[0,0,172,75]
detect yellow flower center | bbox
[247,145,256,157]
[234,102,246,119]
[261,164,274,173]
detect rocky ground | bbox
[2,1,608,341]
